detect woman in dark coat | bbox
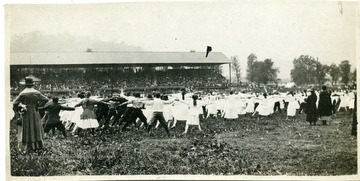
[305,89,318,125]
[318,86,333,125]
[13,77,49,151]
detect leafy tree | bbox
[315,61,327,85]
[231,56,241,84]
[350,69,356,87]
[328,63,341,85]
[290,55,318,86]
[246,53,257,82]
[260,59,279,85]
[339,60,351,85]
[252,59,279,86]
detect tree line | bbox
[290,55,356,87]
[231,54,356,88]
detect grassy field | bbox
[9,111,357,176]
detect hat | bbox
[24,77,34,86]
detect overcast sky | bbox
[5,0,358,80]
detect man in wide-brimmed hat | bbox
[13,77,49,151]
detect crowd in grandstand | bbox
[10,68,227,91]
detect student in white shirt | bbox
[146,93,174,137]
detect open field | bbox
[9,111,357,176]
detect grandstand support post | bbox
[110,68,114,97]
[229,63,231,88]
[108,67,114,97]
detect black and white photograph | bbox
[4,0,359,180]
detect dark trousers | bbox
[97,111,107,124]
[254,103,259,111]
[119,107,135,126]
[202,106,207,118]
[44,122,67,137]
[112,106,127,126]
[104,108,117,128]
[306,114,318,125]
[298,102,306,114]
[273,101,281,113]
[147,112,170,137]
[122,108,148,131]
[284,101,289,111]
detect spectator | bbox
[13,77,49,151]
[318,86,333,125]
[305,88,318,126]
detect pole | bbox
[317,57,319,86]
[109,67,114,97]
[229,63,231,88]
[351,92,357,136]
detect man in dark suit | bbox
[40,97,75,138]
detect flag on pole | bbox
[205,46,212,58]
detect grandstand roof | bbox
[10,52,231,67]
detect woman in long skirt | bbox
[13,77,49,151]
[223,91,238,120]
[205,94,218,119]
[170,94,189,129]
[337,92,349,112]
[305,89,318,125]
[318,86,333,125]
[237,94,247,116]
[245,96,255,115]
[253,93,272,120]
[286,92,300,121]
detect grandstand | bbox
[10,52,231,95]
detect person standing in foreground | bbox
[305,88,318,125]
[39,97,75,138]
[146,93,173,137]
[318,86,333,125]
[13,77,49,151]
[74,91,101,136]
